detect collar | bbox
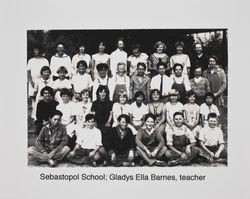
[55,53,68,58]
[194,76,202,83]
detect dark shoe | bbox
[167,159,180,167]
[154,160,166,167]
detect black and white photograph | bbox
[1,0,250,199]
[27,29,228,168]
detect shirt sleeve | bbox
[218,129,225,144]
[185,127,196,143]
[198,128,205,142]
[216,69,227,96]
[165,126,173,145]
[95,130,102,147]
[184,75,191,91]
[185,55,191,68]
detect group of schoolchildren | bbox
[27,38,227,167]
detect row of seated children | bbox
[28,110,227,167]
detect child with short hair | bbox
[35,86,59,134]
[52,66,72,102]
[198,112,227,164]
[56,88,76,149]
[67,114,106,166]
[165,89,184,128]
[165,112,199,166]
[71,60,93,102]
[200,92,220,127]
[74,89,92,128]
[129,62,150,102]
[110,62,130,102]
[32,66,53,120]
[28,110,70,167]
[183,91,200,138]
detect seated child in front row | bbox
[198,112,227,164]
[67,114,107,166]
[165,112,199,166]
[28,110,70,167]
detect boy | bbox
[198,112,227,164]
[150,62,172,103]
[67,114,106,166]
[28,110,70,167]
[165,112,199,166]
[200,92,220,127]
[129,62,150,102]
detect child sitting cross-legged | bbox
[67,114,107,166]
[165,112,199,166]
[198,112,227,164]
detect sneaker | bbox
[154,160,166,167]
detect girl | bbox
[183,91,200,138]
[32,66,53,120]
[91,85,113,145]
[165,89,184,128]
[148,41,170,77]
[136,113,167,166]
[129,91,148,131]
[170,63,191,104]
[148,89,166,135]
[110,62,130,102]
[52,66,72,103]
[127,44,148,77]
[170,41,191,76]
[91,41,110,80]
[71,43,91,76]
[74,89,92,129]
[71,60,93,102]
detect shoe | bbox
[123,162,135,167]
[154,160,166,167]
[90,161,97,167]
[100,160,108,167]
[48,159,57,167]
[167,159,180,167]
[215,158,227,164]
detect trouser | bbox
[136,146,167,166]
[198,145,227,160]
[28,146,70,162]
[67,146,107,165]
[108,149,135,163]
[165,146,199,165]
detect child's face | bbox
[98,69,107,78]
[209,58,216,68]
[152,91,160,101]
[188,95,196,103]
[99,89,107,100]
[119,118,127,130]
[205,96,213,106]
[117,64,126,75]
[78,65,86,74]
[176,45,183,54]
[81,92,89,102]
[170,94,178,103]
[42,70,51,80]
[79,46,85,53]
[156,44,164,53]
[136,95,144,105]
[158,65,166,75]
[208,117,218,128]
[132,48,140,57]
[50,115,61,127]
[57,44,64,55]
[99,43,105,52]
[119,95,127,104]
[137,65,145,76]
[117,40,125,50]
[174,114,184,127]
[61,94,70,103]
[174,66,183,77]
[43,90,51,101]
[58,71,66,79]
[145,117,155,129]
[86,118,95,129]
[194,68,202,78]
